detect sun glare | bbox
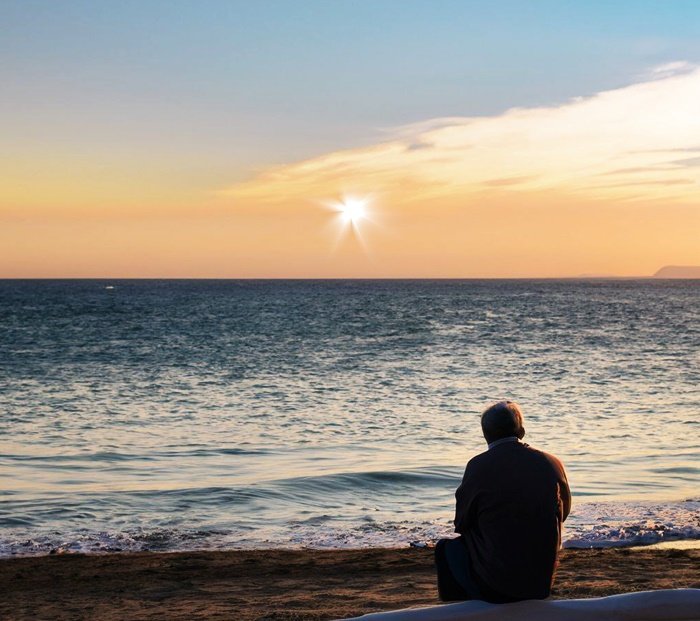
[323,195,374,253]
[339,199,366,224]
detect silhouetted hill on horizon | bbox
[653,265,700,278]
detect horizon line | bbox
[1,275,690,281]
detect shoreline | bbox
[1,536,699,560]
[1,547,698,621]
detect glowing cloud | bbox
[225,64,700,206]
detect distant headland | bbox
[653,266,700,278]
[573,266,700,279]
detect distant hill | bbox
[653,265,700,278]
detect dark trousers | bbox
[434,537,483,602]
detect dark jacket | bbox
[454,440,571,601]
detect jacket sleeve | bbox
[556,458,572,522]
[560,479,571,522]
[454,462,476,534]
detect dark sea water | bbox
[1,279,698,556]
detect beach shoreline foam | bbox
[2,496,697,558]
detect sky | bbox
[2,0,700,277]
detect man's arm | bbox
[454,463,476,534]
[544,452,571,522]
[555,457,572,522]
[560,475,571,522]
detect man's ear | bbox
[517,426,525,439]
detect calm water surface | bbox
[1,280,698,555]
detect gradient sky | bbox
[3,0,700,277]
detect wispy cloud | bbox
[224,64,700,206]
[647,61,696,79]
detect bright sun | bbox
[325,195,373,252]
[339,199,366,224]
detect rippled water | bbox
[1,280,698,556]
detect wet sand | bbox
[0,547,698,620]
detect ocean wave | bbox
[563,498,700,548]
[275,467,459,494]
[1,499,697,557]
[0,466,459,532]
[0,446,272,463]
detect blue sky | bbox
[4,0,700,181]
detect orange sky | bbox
[2,65,699,277]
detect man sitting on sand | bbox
[435,401,571,603]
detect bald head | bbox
[481,401,525,444]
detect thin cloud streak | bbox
[224,64,700,206]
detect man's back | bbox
[454,440,570,601]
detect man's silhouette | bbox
[436,401,571,603]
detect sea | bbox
[0,279,698,556]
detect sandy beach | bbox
[0,547,697,620]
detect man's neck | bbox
[487,436,520,450]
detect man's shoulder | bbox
[521,443,567,472]
[464,449,490,471]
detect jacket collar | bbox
[487,436,520,450]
